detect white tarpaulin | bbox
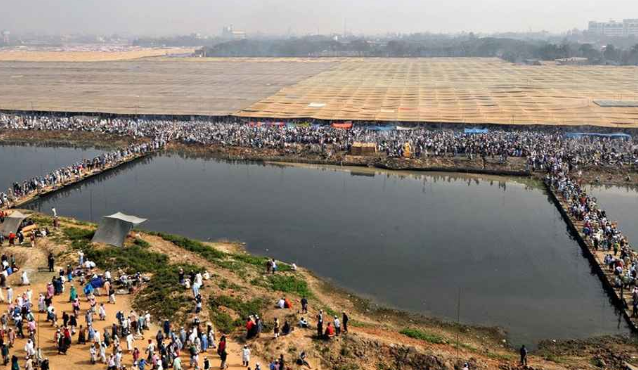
[0,211,28,236]
[91,212,147,247]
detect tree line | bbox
[197,36,638,65]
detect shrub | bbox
[133,264,195,322]
[85,245,168,274]
[150,232,225,261]
[212,295,267,321]
[133,238,151,248]
[399,328,445,344]
[268,275,312,297]
[211,311,235,334]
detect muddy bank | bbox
[1,130,634,187]
[169,142,638,187]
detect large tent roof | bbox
[92,212,146,247]
[105,212,147,225]
[0,211,29,236]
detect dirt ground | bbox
[0,48,195,62]
[2,221,267,370]
[1,211,638,370]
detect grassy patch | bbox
[63,227,95,242]
[133,264,193,322]
[133,238,151,248]
[212,295,267,321]
[61,227,195,324]
[217,278,243,291]
[211,311,235,334]
[399,328,445,344]
[149,231,225,261]
[29,215,53,227]
[268,274,312,297]
[86,245,168,274]
[209,294,268,334]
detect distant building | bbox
[588,19,638,37]
[221,25,246,40]
[555,57,589,65]
[1,30,9,44]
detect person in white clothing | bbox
[21,271,30,286]
[242,345,251,367]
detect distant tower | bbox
[1,30,9,44]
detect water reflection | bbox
[19,149,630,346]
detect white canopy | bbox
[106,212,147,225]
[92,212,147,247]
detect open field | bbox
[238,58,638,127]
[0,59,337,115]
[0,57,637,127]
[0,47,195,62]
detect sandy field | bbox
[0,48,195,62]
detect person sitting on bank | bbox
[323,322,335,339]
[281,320,292,336]
[299,317,309,328]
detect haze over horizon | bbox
[1,0,638,37]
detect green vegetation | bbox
[209,294,267,334]
[399,328,445,344]
[63,227,167,274]
[149,231,225,261]
[211,311,235,334]
[87,245,168,274]
[217,278,243,291]
[268,275,312,298]
[133,238,151,248]
[61,226,195,323]
[133,264,194,322]
[212,295,267,321]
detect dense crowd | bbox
[0,239,346,370]
[0,139,164,209]
[1,114,637,170]
[545,154,638,317]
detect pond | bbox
[16,149,630,346]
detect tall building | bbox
[221,25,246,40]
[588,19,638,37]
[1,30,9,44]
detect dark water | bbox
[17,150,630,346]
[0,144,103,193]
[587,185,638,245]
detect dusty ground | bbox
[0,48,195,62]
[4,212,636,370]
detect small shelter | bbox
[92,212,146,247]
[0,211,28,237]
[350,142,377,156]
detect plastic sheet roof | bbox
[105,212,147,225]
[237,58,638,128]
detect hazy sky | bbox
[2,0,638,36]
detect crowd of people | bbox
[545,152,638,318]
[0,139,164,209]
[1,112,638,369]
[1,113,637,171]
